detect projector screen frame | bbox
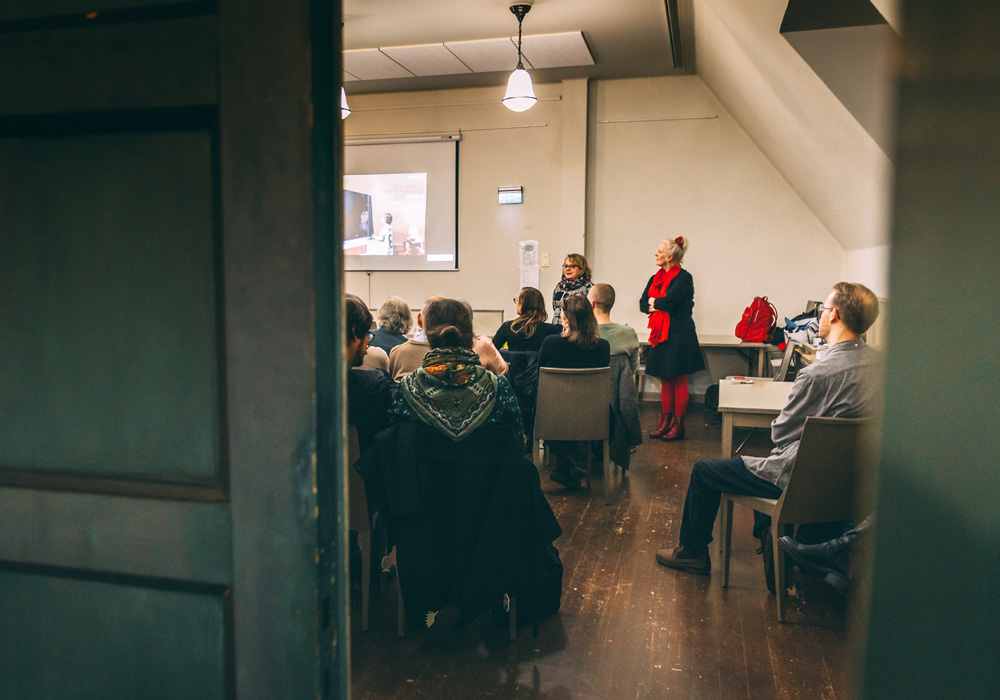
[343,134,461,272]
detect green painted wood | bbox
[0,16,217,114]
[0,491,232,584]
[859,1,1000,698]
[0,130,220,482]
[0,571,227,700]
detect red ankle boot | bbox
[650,413,673,438]
[662,415,685,441]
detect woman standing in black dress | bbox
[640,237,705,441]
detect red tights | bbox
[660,375,689,417]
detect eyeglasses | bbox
[562,264,580,270]
[365,331,375,343]
[818,306,834,315]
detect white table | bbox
[718,379,794,458]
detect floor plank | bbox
[351,404,853,699]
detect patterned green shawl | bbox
[399,347,498,441]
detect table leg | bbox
[757,347,766,377]
[721,413,734,458]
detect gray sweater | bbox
[742,339,881,488]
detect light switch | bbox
[540,252,550,267]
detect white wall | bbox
[345,75,850,341]
[589,76,845,335]
[845,245,891,298]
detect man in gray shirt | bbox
[655,282,881,578]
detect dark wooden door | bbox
[0,1,347,698]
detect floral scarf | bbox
[399,347,498,441]
[556,271,592,293]
[647,266,681,347]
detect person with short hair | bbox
[389,298,524,445]
[640,237,705,441]
[551,253,593,325]
[387,296,439,381]
[492,287,562,352]
[345,294,393,452]
[371,296,412,352]
[589,282,640,373]
[655,282,881,582]
[538,295,612,488]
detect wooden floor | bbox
[350,404,853,700]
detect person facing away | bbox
[388,297,524,446]
[345,294,393,453]
[654,282,881,578]
[551,253,593,325]
[538,294,612,489]
[387,296,438,381]
[371,296,411,352]
[588,282,640,373]
[492,287,562,353]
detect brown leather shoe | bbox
[662,415,685,441]
[655,546,711,575]
[649,413,673,438]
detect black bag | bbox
[704,383,721,424]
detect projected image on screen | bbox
[344,137,459,272]
[343,173,427,257]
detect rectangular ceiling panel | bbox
[520,31,594,69]
[343,48,413,80]
[380,43,472,76]
[444,37,523,73]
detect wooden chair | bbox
[718,416,868,622]
[533,366,617,504]
[348,426,404,635]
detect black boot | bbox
[778,533,853,594]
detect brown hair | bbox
[563,253,592,278]
[589,283,615,312]
[562,295,600,349]
[377,296,412,335]
[345,294,373,342]
[510,287,548,337]
[831,282,880,335]
[422,298,474,349]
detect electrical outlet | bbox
[540,252,550,267]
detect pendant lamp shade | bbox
[341,87,351,120]
[502,68,537,112]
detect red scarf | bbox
[647,266,680,347]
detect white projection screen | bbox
[343,136,459,271]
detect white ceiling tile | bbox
[445,37,522,73]
[380,43,473,76]
[343,49,413,80]
[520,32,594,69]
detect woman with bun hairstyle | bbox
[389,297,524,444]
[492,287,562,352]
[639,237,705,441]
[551,253,593,325]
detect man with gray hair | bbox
[655,282,881,589]
[371,296,412,352]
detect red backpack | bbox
[735,296,778,342]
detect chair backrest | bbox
[533,366,610,441]
[775,416,870,525]
[773,340,797,382]
[347,426,370,533]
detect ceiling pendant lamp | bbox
[341,87,351,119]
[502,1,537,112]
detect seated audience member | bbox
[345,294,393,452]
[492,287,562,352]
[360,344,389,371]
[538,295,612,488]
[387,296,439,381]
[655,282,881,583]
[588,282,640,372]
[371,296,411,352]
[389,298,524,446]
[455,299,509,377]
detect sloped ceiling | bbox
[690,0,896,250]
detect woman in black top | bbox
[492,287,561,352]
[639,237,705,441]
[538,295,611,488]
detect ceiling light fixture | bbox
[341,87,351,119]
[502,1,537,112]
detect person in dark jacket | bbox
[492,287,562,352]
[538,295,611,488]
[370,295,411,352]
[345,294,393,453]
[640,237,705,441]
